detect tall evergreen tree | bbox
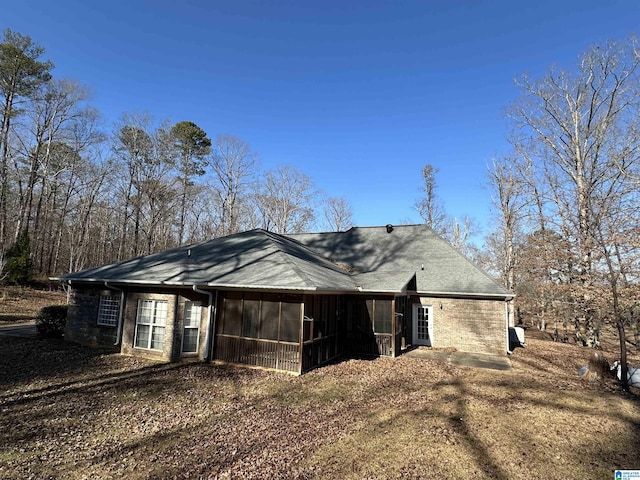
[170,121,211,244]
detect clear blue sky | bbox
[5,0,640,238]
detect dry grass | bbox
[1,326,639,480]
[0,286,66,322]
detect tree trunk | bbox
[616,320,629,391]
[0,91,15,247]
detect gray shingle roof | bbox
[56,229,359,291]
[55,225,510,297]
[289,225,511,297]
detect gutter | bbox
[193,285,217,361]
[414,290,515,300]
[105,281,125,346]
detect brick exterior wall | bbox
[121,292,177,361]
[66,286,209,362]
[65,287,120,351]
[413,296,507,355]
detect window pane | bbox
[98,295,119,326]
[135,324,150,348]
[374,300,392,334]
[366,299,374,329]
[182,328,199,353]
[138,300,154,324]
[154,301,168,326]
[242,299,259,338]
[280,302,300,343]
[184,302,201,327]
[222,297,242,336]
[260,300,279,340]
[151,326,165,350]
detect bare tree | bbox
[415,164,448,235]
[508,36,640,347]
[210,135,257,236]
[487,156,526,294]
[0,29,52,248]
[13,79,92,240]
[254,165,316,234]
[111,114,175,258]
[448,215,479,257]
[324,196,353,232]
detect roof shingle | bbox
[55,225,510,297]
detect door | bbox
[412,304,433,346]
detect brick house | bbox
[54,225,514,374]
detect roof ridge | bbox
[261,231,355,288]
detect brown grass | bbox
[1,326,639,479]
[0,286,66,322]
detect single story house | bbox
[53,224,514,374]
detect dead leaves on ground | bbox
[1,335,639,480]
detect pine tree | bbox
[3,229,32,284]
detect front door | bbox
[412,304,433,346]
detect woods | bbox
[0,29,353,281]
[485,37,640,385]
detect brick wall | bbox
[66,285,211,362]
[65,287,119,350]
[414,296,506,355]
[120,290,209,362]
[173,292,209,362]
[121,292,177,361]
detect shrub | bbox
[3,229,32,285]
[36,304,68,337]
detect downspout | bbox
[66,280,72,304]
[505,297,513,354]
[193,285,217,361]
[105,281,125,346]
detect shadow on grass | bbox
[2,336,640,479]
[0,336,111,388]
[429,377,511,480]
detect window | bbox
[134,299,168,350]
[242,299,260,338]
[222,294,242,336]
[182,302,201,353]
[97,295,119,326]
[218,292,302,344]
[280,302,301,342]
[374,300,392,334]
[260,300,280,340]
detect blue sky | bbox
[4,0,640,238]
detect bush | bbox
[3,229,33,285]
[36,304,68,337]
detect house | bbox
[53,224,514,374]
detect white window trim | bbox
[181,301,201,354]
[97,295,119,327]
[134,299,168,351]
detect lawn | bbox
[1,329,639,480]
[0,286,66,322]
